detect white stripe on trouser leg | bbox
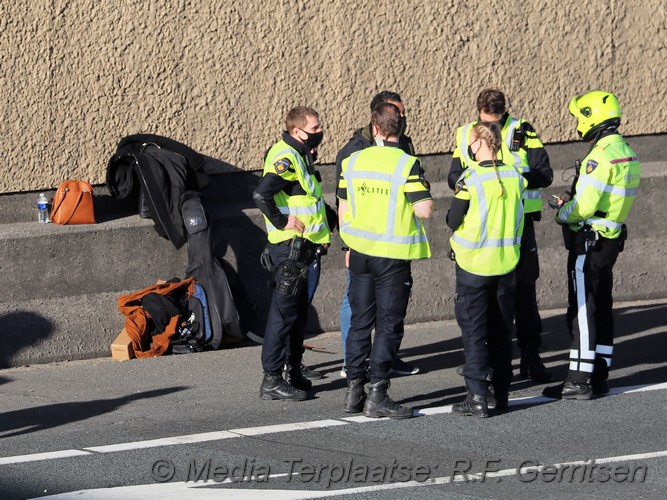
[580,362,595,372]
[570,361,595,372]
[596,345,613,355]
[574,254,595,372]
[596,344,613,367]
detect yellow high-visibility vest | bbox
[450,162,527,276]
[340,146,430,260]
[456,116,543,214]
[262,140,330,244]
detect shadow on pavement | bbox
[538,302,667,378]
[0,311,55,369]
[0,386,189,439]
[322,301,667,408]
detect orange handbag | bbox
[50,180,96,225]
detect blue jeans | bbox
[340,270,352,366]
[307,255,321,305]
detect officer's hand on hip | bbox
[285,215,305,233]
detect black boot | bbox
[363,380,413,419]
[591,359,610,396]
[344,378,366,413]
[519,348,554,382]
[487,384,496,409]
[493,392,509,412]
[260,372,307,401]
[452,392,489,418]
[283,364,313,391]
[542,381,564,398]
[486,384,509,411]
[299,363,325,380]
[542,374,593,401]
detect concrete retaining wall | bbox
[0,135,664,368]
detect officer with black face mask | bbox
[448,88,554,385]
[253,106,333,401]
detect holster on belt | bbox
[573,226,599,255]
[274,260,309,296]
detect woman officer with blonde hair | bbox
[446,121,527,417]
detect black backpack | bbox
[181,191,256,348]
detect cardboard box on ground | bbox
[110,280,167,361]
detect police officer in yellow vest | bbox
[543,91,640,400]
[253,106,331,401]
[335,90,420,378]
[447,121,527,417]
[448,88,554,382]
[338,102,432,419]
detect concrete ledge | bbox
[1,137,665,368]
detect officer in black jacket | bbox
[253,106,332,401]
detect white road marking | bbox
[82,420,348,454]
[229,419,348,436]
[2,381,665,466]
[84,431,240,453]
[33,448,667,499]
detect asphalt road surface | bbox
[1,299,666,499]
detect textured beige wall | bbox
[1,0,665,193]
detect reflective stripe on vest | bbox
[273,147,318,194]
[450,169,525,249]
[458,119,542,213]
[341,149,430,259]
[450,165,525,276]
[459,123,474,166]
[263,142,330,245]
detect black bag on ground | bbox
[181,190,256,348]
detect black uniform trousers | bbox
[566,235,621,382]
[346,250,412,384]
[455,265,515,396]
[261,242,308,375]
[514,220,543,350]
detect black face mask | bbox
[299,130,324,150]
[398,116,407,136]
[467,145,477,162]
[467,139,481,162]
